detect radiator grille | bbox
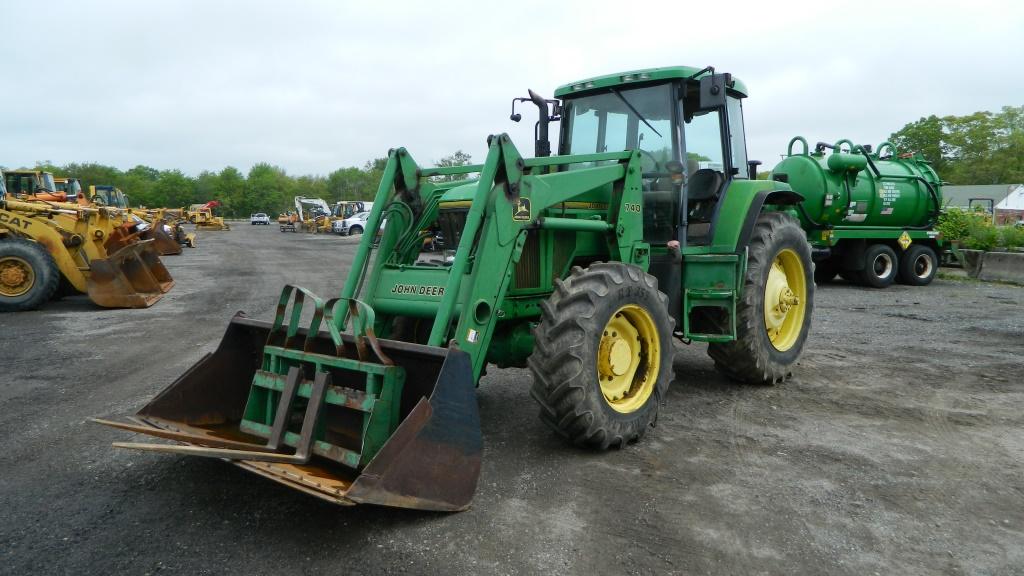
[514,230,541,289]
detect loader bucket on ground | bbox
[87,239,175,308]
[95,314,482,511]
[141,219,184,256]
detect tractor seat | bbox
[687,169,724,202]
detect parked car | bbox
[334,211,370,235]
[250,213,270,225]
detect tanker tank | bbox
[770,137,945,288]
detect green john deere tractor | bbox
[97,66,815,511]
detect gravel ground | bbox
[1,224,1022,575]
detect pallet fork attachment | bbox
[95,285,481,511]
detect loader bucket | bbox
[95,313,482,511]
[87,238,176,308]
[141,219,184,256]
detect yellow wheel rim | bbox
[0,256,36,298]
[598,304,661,413]
[763,248,807,352]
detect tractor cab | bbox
[333,201,367,220]
[55,177,83,201]
[4,170,58,198]
[550,67,753,246]
[90,185,129,208]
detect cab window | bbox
[727,96,748,176]
[562,83,678,243]
[563,83,674,170]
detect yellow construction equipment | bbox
[5,169,57,197]
[1,170,175,311]
[54,177,83,201]
[278,211,299,232]
[288,196,335,233]
[147,208,196,249]
[188,202,231,231]
[333,200,370,220]
[80,185,185,256]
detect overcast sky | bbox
[2,0,1022,177]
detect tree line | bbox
[18,151,472,217]
[889,105,1023,185]
[16,103,1018,214]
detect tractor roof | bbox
[554,66,747,98]
[5,169,48,175]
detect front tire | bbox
[349,226,363,236]
[528,262,675,449]
[708,212,814,384]
[0,239,60,312]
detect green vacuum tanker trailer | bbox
[96,66,815,511]
[770,137,944,288]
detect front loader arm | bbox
[337,134,644,382]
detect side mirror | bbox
[699,73,730,111]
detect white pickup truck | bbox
[250,213,270,225]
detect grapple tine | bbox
[90,418,280,452]
[112,443,295,461]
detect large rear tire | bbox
[859,244,898,288]
[0,238,60,312]
[529,262,675,449]
[708,212,814,384]
[897,244,937,286]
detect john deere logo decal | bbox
[513,197,531,221]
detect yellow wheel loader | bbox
[4,169,60,199]
[80,185,186,256]
[1,174,175,311]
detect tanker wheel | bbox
[897,245,937,286]
[0,238,60,312]
[528,262,675,449]
[708,212,814,384]
[860,244,898,288]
